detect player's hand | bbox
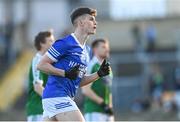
[97,59,110,77]
[100,102,113,115]
[65,65,80,80]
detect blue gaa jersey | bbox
[43,33,89,99]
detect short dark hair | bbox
[34,31,52,50]
[91,38,108,49]
[70,7,97,24]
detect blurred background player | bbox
[25,31,55,122]
[37,7,111,121]
[82,38,114,121]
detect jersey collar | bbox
[71,33,85,49]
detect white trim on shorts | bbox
[42,97,79,118]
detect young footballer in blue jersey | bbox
[37,7,111,121]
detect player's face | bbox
[96,42,110,59]
[82,14,97,35]
[42,35,55,51]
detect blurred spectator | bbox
[131,24,142,53]
[149,64,164,108]
[173,65,180,90]
[145,24,157,53]
[131,98,150,113]
[4,19,14,66]
[173,65,180,119]
[0,26,5,58]
[161,91,175,113]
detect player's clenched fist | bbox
[65,65,80,80]
[97,59,110,77]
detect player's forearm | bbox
[80,72,99,87]
[109,94,113,108]
[34,84,44,96]
[82,87,103,104]
[37,62,65,77]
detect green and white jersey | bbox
[84,56,113,114]
[26,53,48,116]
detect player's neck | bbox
[74,30,89,46]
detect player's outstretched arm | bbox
[82,83,103,104]
[82,84,113,115]
[37,54,65,77]
[80,59,110,87]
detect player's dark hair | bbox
[91,38,108,49]
[70,7,97,25]
[34,31,52,51]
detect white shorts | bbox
[42,97,79,118]
[84,112,114,122]
[27,114,43,122]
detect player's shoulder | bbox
[32,53,41,64]
[32,53,39,61]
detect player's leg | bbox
[43,116,56,121]
[42,103,57,121]
[42,97,83,121]
[55,109,85,121]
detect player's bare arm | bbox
[109,94,113,108]
[33,82,44,96]
[37,54,65,77]
[82,83,103,104]
[37,54,81,81]
[33,65,45,96]
[80,72,99,87]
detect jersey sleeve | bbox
[32,57,43,85]
[46,39,67,62]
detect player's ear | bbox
[40,42,44,48]
[79,19,84,26]
[79,16,86,26]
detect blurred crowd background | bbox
[1,0,180,121]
